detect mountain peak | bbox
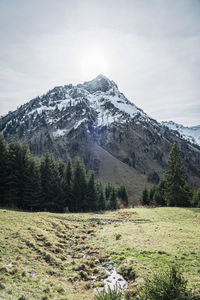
[81,74,118,93]
[162,120,200,146]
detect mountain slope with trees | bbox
[1,75,200,204]
[0,134,128,212]
[141,143,200,207]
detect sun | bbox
[80,46,109,79]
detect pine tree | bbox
[105,183,113,202]
[191,191,200,208]
[153,180,166,206]
[149,185,156,203]
[86,172,98,211]
[66,160,73,186]
[117,185,128,206]
[64,160,73,211]
[5,140,24,208]
[109,188,117,210]
[23,157,42,211]
[96,182,106,210]
[164,143,191,207]
[40,153,61,212]
[72,158,87,212]
[0,134,8,206]
[141,188,149,205]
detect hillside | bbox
[162,121,200,147]
[1,75,200,203]
[92,144,150,204]
[0,208,199,299]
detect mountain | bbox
[1,75,200,203]
[162,121,200,147]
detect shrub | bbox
[140,265,200,300]
[94,286,123,300]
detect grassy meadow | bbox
[0,207,199,299]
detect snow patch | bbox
[162,121,200,146]
[52,129,67,137]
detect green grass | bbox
[0,207,199,299]
[93,208,200,291]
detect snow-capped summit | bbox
[0,74,150,139]
[162,121,200,146]
[1,75,200,198]
[81,74,118,93]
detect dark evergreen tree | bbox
[109,188,117,210]
[86,172,98,211]
[5,140,24,208]
[164,143,191,207]
[0,134,8,206]
[117,185,128,206]
[153,180,166,206]
[57,159,66,178]
[23,157,42,211]
[65,160,73,211]
[96,182,106,210]
[66,160,73,186]
[105,183,113,202]
[191,191,200,208]
[149,185,156,203]
[141,188,149,206]
[72,158,87,212]
[40,153,62,212]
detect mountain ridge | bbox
[1,75,200,203]
[162,120,200,147]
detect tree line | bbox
[141,143,200,208]
[0,134,128,212]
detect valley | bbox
[0,208,199,299]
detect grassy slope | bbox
[94,144,151,205]
[0,208,199,299]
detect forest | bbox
[0,134,128,212]
[141,143,200,208]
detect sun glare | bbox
[80,47,109,79]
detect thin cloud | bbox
[0,0,199,125]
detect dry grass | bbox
[0,207,199,299]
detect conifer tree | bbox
[105,183,113,202]
[40,153,61,212]
[164,143,191,207]
[72,158,87,212]
[149,185,156,203]
[141,188,149,205]
[96,182,106,210]
[0,134,8,206]
[23,157,42,210]
[191,191,200,208]
[5,140,23,207]
[117,185,128,206]
[66,160,73,186]
[109,188,117,210]
[153,180,166,206]
[86,172,97,211]
[64,160,73,210]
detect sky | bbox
[0,0,200,126]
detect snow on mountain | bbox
[1,74,200,192]
[0,74,152,138]
[162,121,200,146]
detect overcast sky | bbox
[0,0,200,126]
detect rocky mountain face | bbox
[1,75,200,203]
[162,121,200,147]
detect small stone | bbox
[79,264,86,270]
[0,283,5,289]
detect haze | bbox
[0,0,200,126]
